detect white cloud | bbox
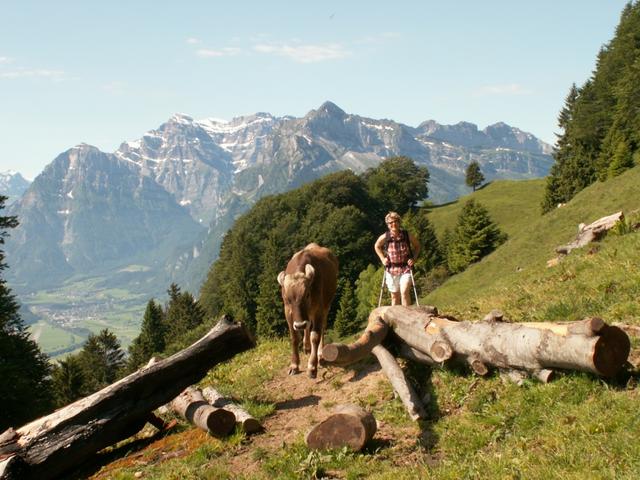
[475,83,533,96]
[196,47,242,58]
[253,43,349,63]
[0,56,14,65]
[186,37,201,45]
[0,68,65,80]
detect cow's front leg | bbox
[288,327,301,375]
[303,325,311,354]
[307,329,321,378]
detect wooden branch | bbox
[322,314,389,364]
[170,387,235,436]
[556,211,623,255]
[201,387,262,434]
[0,315,255,480]
[371,345,426,420]
[305,404,377,451]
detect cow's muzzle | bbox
[293,321,308,331]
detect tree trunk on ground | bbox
[201,387,262,434]
[556,211,623,255]
[305,404,377,451]
[371,345,426,420]
[170,387,235,436]
[0,315,254,480]
[324,306,630,378]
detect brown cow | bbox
[277,243,338,378]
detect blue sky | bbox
[0,0,630,179]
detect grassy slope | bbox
[92,169,640,479]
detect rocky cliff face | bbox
[6,101,553,294]
[0,170,31,204]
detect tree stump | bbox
[305,404,376,451]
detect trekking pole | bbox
[377,267,386,308]
[409,268,420,307]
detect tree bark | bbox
[201,387,262,434]
[371,345,426,420]
[324,306,630,378]
[0,315,254,480]
[170,387,235,436]
[305,404,377,451]
[556,211,623,255]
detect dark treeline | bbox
[542,1,640,212]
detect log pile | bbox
[322,306,630,420]
[202,387,262,434]
[0,316,255,480]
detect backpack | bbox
[383,229,413,258]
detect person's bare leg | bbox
[400,275,413,306]
[391,291,401,305]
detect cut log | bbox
[371,345,426,420]
[305,404,376,451]
[170,387,235,436]
[0,315,254,480]
[201,387,262,434]
[322,315,388,364]
[556,211,623,255]
[324,306,630,378]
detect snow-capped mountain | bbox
[6,101,553,295]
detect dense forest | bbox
[542,1,640,212]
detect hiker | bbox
[374,212,420,306]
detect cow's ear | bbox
[304,264,315,281]
[277,271,286,286]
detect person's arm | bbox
[408,233,420,267]
[374,233,388,266]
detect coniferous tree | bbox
[402,209,444,275]
[333,279,360,337]
[465,161,485,191]
[77,328,125,394]
[355,265,385,322]
[127,299,165,370]
[0,196,53,429]
[164,283,205,341]
[446,199,506,273]
[51,355,85,407]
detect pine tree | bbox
[355,265,385,321]
[77,329,125,394]
[127,299,165,370]
[51,355,85,407]
[0,195,53,430]
[333,279,360,337]
[465,161,485,191]
[446,200,506,273]
[607,137,635,178]
[164,283,205,341]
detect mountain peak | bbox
[316,101,347,117]
[169,113,195,125]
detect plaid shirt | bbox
[386,230,411,275]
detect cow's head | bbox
[278,264,315,331]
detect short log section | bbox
[305,404,377,451]
[170,387,235,436]
[202,387,262,434]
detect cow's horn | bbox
[305,264,315,280]
[277,271,286,286]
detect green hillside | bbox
[87,169,640,480]
[425,167,640,324]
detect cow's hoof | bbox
[304,347,311,355]
[308,369,317,379]
[288,367,300,375]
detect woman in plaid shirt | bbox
[374,211,420,306]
